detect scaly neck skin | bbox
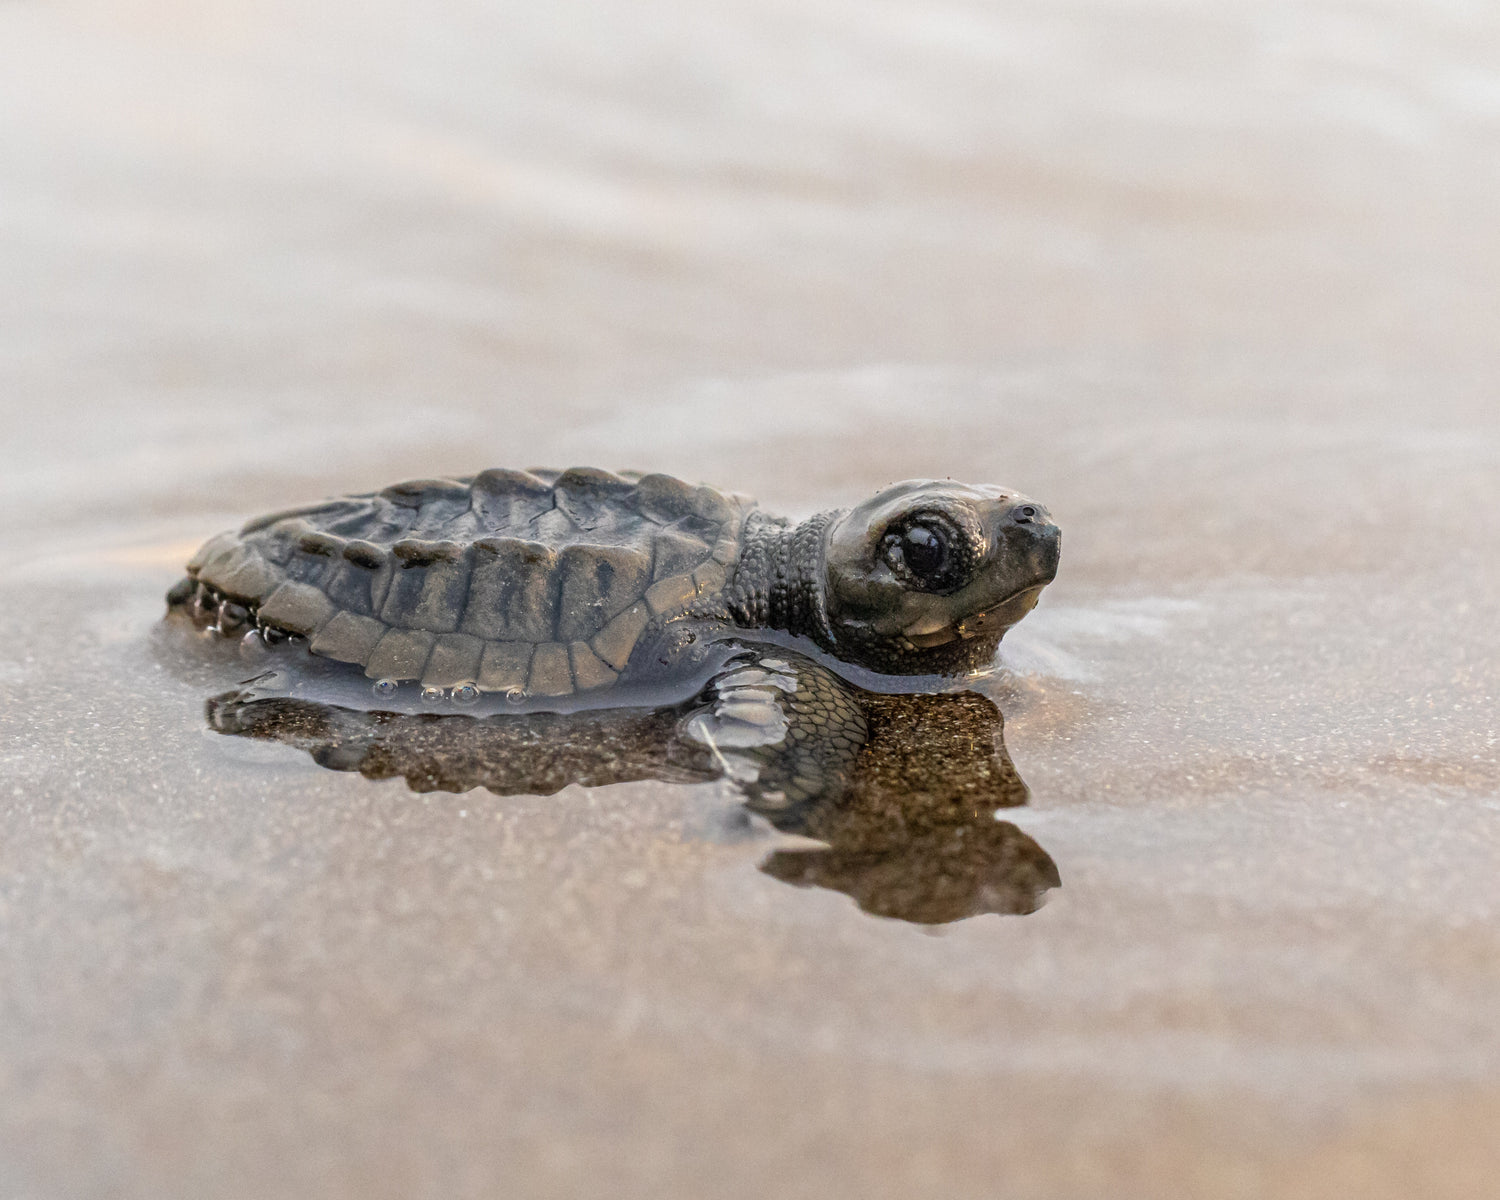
[723,510,839,649]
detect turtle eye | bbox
[882,518,961,591]
[900,524,946,579]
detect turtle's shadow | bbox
[203,656,1059,926]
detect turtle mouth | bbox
[956,585,1046,638]
[902,585,1047,649]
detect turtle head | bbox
[820,480,1060,676]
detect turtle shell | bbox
[182,468,755,696]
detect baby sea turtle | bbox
[168,468,1060,703]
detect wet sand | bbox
[3,1,1499,1196]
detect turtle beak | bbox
[950,499,1059,641]
[955,584,1046,639]
[899,580,1050,648]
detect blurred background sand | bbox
[2,1,1499,1197]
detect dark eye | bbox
[882,518,961,591]
[902,525,946,578]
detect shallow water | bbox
[4,1,1500,1197]
[193,641,1055,925]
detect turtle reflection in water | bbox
[207,652,1059,924]
[172,467,1061,923]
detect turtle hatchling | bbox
[168,468,1060,704]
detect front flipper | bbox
[679,653,869,816]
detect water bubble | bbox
[218,601,249,635]
[238,628,269,662]
[504,686,527,705]
[420,686,444,704]
[371,678,399,699]
[452,683,481,706]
